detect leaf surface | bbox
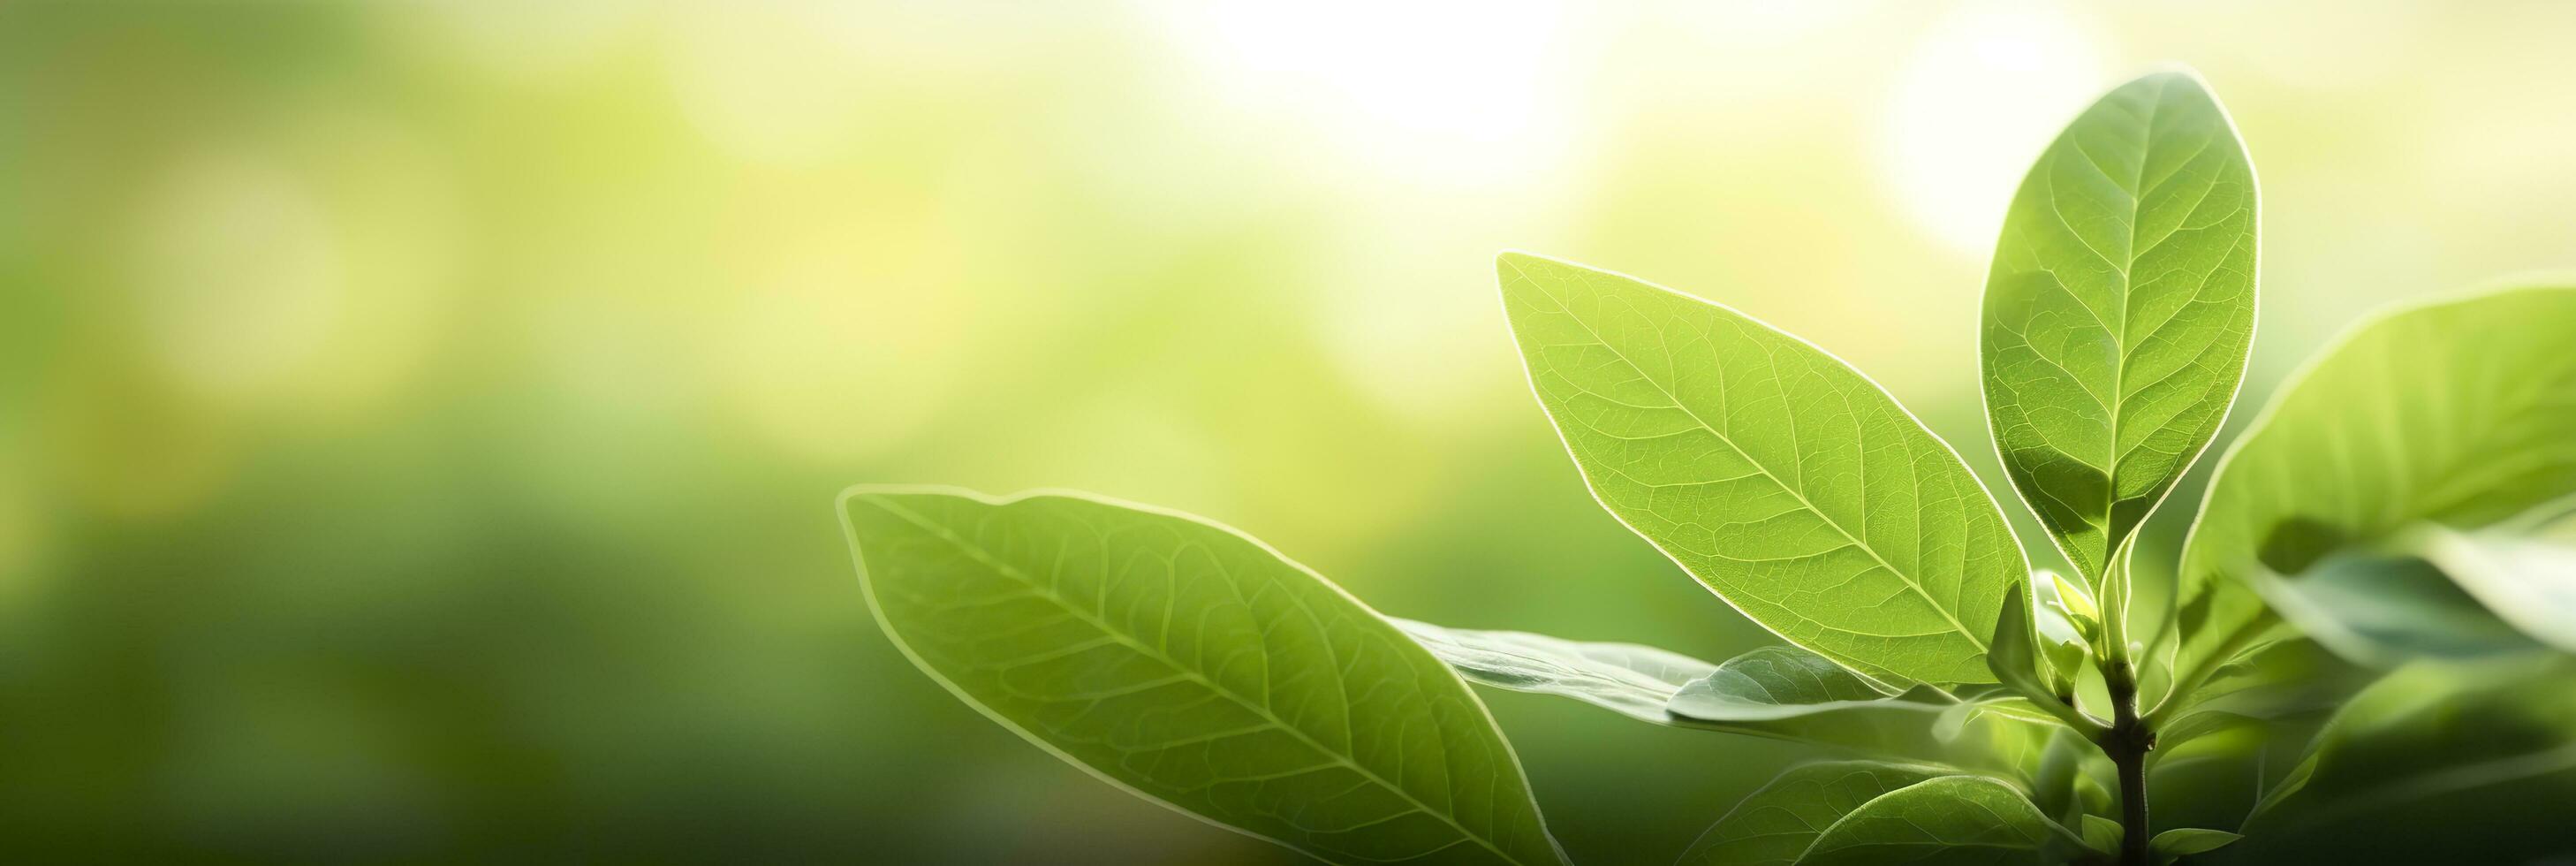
[1796,774,2079,865]
[843,487,1567,866]
[1982,581,2074,723]
[2148,828,2241,864]
[1982,69,2258,584]
[2178,285,2576,674]
[1394,619,1716,725]
[1398,623,2001,761]
[2230,656,2576,863]
[1500,252,2027,685]
[2251,551,2542,666]
[1664,646,2023,760]
[1674,761,1949,866]
[2414,505,2576,652]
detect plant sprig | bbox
[841,66,2576,866]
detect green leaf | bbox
[841,487,1568,866]
[2251,550,2543,666]
[2255,500,2576,664]
[1498,252,2028,685]
[2152,710,2261,756]
[2150,637,2360,730]
[2031,570,2095,692]
[1674,761,1949,866]
[2413,505,2576,652]
[2042,570,2102,642]
[2234,656,2576,863]
[2149,828,2242,864]
[1985,581,2084,728]
[2177,285,2576,680]
[2028,728,2091,823]
[1663,646,1970,759]
[1981,69,2257,585]
[1392,619,1716,725]
[1795,775,2081,865]
[1399,623,2037,763]
[1672,646,1900,714]
[2079,815,2123,857]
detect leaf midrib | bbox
[861,496,1540,866]
[2099,80,2162,531]
[1512,264,1989,657]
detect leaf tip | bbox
[1494,249,1551,282]
[2125,61,2213,90]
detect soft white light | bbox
[1144,0,1580,190]
[666,1,872,166]
[133,148,343,404]
[1880,4,2105,257]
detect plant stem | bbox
[2100,658,2156,866]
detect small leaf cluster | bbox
[839,67,2576,865]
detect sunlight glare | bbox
[1880,4,2105,257]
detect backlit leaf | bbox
[1499,252,2027,686]
[1981,69,2258,585]
[1796,774,2081,865]
[2250,551,2542,667]
[2178,285,2576,674]
[1674,761,1949,866]
[843,487,1568,866]
[1393,619,1716,725]
[2413,503,2576,652]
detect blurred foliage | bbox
[4,2,2573,863]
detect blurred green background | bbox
[4,2,2573,862]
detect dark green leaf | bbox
[2229,656,2576,863]
[1796,775,2081,865]
[2080,816,2123,857]
[2149,828,2241,864]
[1674,761,1950,866]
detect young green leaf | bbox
[2148,828,2242,864]
[1393,619,1716,725]
[2178,285,2576,674]
[1981,69,2258,585]
[2030,571,2095,689]
[2237,656,2576,863]
[1674,761,1950,866]
[1984,581,2088,732]
[2042,571,2101,642]
[1498,252,2028,686]
[1796,775,2085,865]
[842,487,1569,866]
